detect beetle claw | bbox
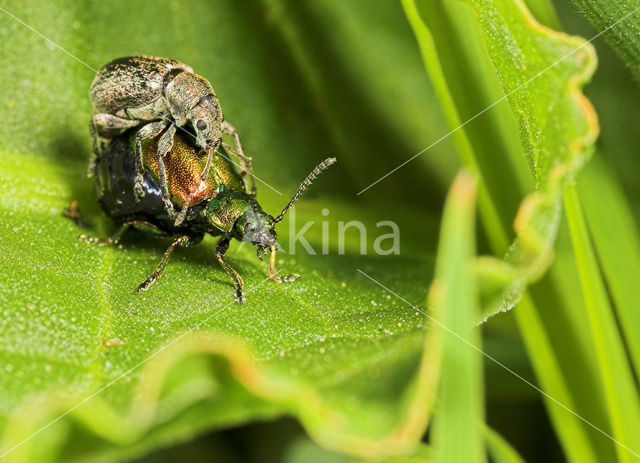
[235,287,244,303]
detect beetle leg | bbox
[137,235,191,292]
[267,245,300,283]
[156,124,178,219]
[87,120,99,179]
[78,222,131,246]
[134,120,168,202]
[87,114,142,178]
[222,121,256,197]
[216,237,244,303]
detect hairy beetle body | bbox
[90,56,193,117]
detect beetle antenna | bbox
[250,196,261,212]
[274,158,336,224]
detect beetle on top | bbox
[88,56,253,225]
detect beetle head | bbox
[189,95,223,151]
[204,190,278,255]
[236,208,278,256]
[165,73,223,150]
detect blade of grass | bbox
[564,183,640,462]
[401,0,512,256]
[431,172,484,463]
[484,425,525,463]
[515,294,601,463]
[527,224,615,461]
[578,152,640,374]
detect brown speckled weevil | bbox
[88,56,253,225]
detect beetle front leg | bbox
[156,124,178,218]
[87,113,142,178]
[137,235,191,292]
[268,245,301,283]
[222,121,256,196]
[134,120,168,202]
[216,237,244,303]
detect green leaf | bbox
[461,0,599,318]
[402,0,599,321]
[0,145,446,462]
[0,1,457,460]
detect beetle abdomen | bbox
[90,56,192,114]
[95,131,168,226]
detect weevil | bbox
[84,126,335,303]
[88,56,252,225]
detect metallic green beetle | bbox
[87,126,335,303]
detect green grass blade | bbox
[579,152,640,374]
[484,425,525,463]
[400,0,510,255]
[512,293,600,462]
[564,183,640,462]
[431,173,484,463]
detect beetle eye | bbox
[196,120,208,131]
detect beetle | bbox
[88,56,252,225]
[82,125,335,303]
